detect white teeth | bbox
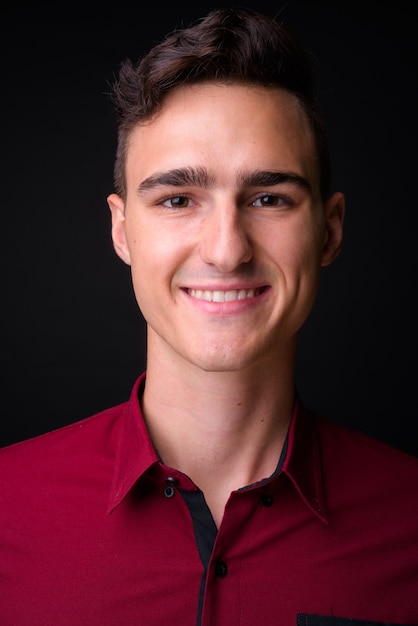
[188,288,259,302]
[213,290,224,302]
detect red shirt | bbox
[1,372,417,625]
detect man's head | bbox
[110,7,331,201]
[107,8,344,375]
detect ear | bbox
[321,192,345,267]
[107,193,131,265]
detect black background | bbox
[1,2,417,456]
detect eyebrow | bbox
[136,166,311,195]
[137,167,213,194]
[237,170,311,191]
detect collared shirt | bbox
[1,372,417,626]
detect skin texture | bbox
[108,83,344,525]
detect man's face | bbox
[109,83,343,374]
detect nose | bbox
[199,202,253,272]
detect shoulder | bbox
[311,410,418,496]
[316,411,417,462]
[0,402,127,478]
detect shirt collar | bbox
[281,396,328,523]
[107,373,159,513]
[108,374,328,523]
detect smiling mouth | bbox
[186,287,265,302]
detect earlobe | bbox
[107,193,132,266]
[321,192,345,267]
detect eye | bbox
[162,195,192,209]
[252,194,288,208]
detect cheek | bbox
[126,220,188,289]
[269,227,325,303]
[294,213,326,264]
[265,222,323,271]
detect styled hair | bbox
[110,7,331,199]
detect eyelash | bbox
[252,193,292,208]
[161,195,193,209]
[159,193,292,210]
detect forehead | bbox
[125,83,319,191]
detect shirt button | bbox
[164,485,175,498]
[163,477,178,498]
[261,494,273,507]
[214,560,228,578]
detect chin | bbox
[190,347,261,374]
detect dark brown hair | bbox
[110,7,331,199]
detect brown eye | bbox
[162,195,191,209]
[254,195,279,207]
[252,194,290,209]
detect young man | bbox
[1,7,417,626]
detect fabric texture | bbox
[1,372,417,625]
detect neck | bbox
[141,336,296,527]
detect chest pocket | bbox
[297,615,413,626]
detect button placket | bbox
[214,560,228,578]
[261,494,274,507]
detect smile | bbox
[187,288,263,302]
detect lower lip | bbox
[181,288,269,315]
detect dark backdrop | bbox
[1,2,417,456]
